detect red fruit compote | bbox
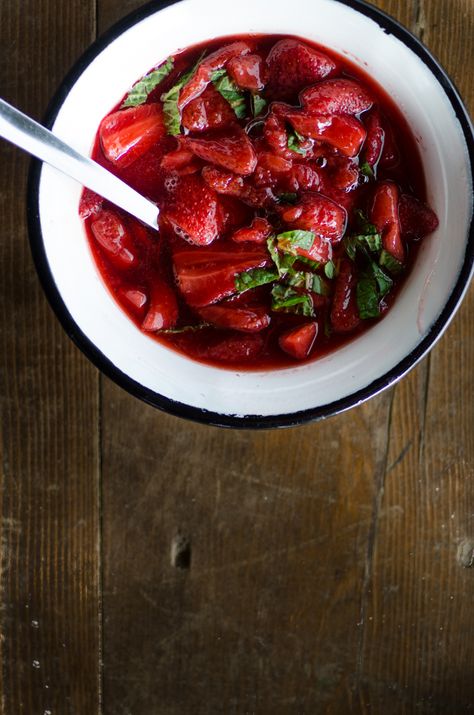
[80,35,439,370]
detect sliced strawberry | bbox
[142,280,179,331]
[266,39,337,98]
[363,110,385,167]
[183,332,265,363]
[160,145,199,173]
[99,104,165,167]
[118,288,148,316]
[325,156,359,191]
[300,79,373,115]
[79,188,103,219]
[182,84,235,132]
[399,194,439,239]
[201,166,273,209]
[173,244,271,307]
[161,173,221,246]
[286,163,321,192]
[198,305,270,332]
[263,113,295,160]
[330,259,361,333]
[231,217,273,244]
[370,182,404,262]
[286,112,366,157]
[279,322,318,359]
[282,192,347,243]
[227,54,267,91]
[378,120,400,169]
[185,128,257,175]
[91,210,137,268]
[178,41,252,110]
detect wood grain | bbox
[0,2,101,713]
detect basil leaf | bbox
[287,129,307,155]
[354,209,378,235]
[297,255,320,271]
[276,230,315,253]
[235,267,278,293]
[344,236,357,261]
[308,274,330,296]
[369,261,393,297]
[287,271,307,288]
[212,71,247,119]
[251,94,267,117]
[359,161,374,179]
[161,53,205,135]
[271,284,314,317]
[324,261,336,279]
[356,277,380,319]
[122,57,174,108]
[380,249,403,274]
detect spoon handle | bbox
[0,98,159,230]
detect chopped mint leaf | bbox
[235,267,278,293]
[354,209,378,236]
[276,230,315,253]
[161,53,205,135]
[287,129,307,155]
[369,261,393,297]
[277,192,298,204]
[251,94,267,117]
[308,274,330,296]
[267,237,298,276]
[212,71,247,119]
[271,284,314,317]
[380,249,403,274]
[344,236,357,261]
[345,232,382,260]
[324,261,336,279]
[359,161,375,179]
[287,271,307,288]
[122,57,174,108]
[356,277,380,319]
[297,255,320,271]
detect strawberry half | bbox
[330,259,361,333]
[198,305,270,332]
[184,128,257,175]
[266,39,338,98]
[99,104,165,167]
[227,54,267,91]
[173,245,271,307]
[300,79,373,115]
[399,194,439,239]
[281,192,347,243]
[182,85,236,132]
[279,322,318,359]
[160,173,221,246]
[79,188,103,219]
[370,182,404,263]
[286,112,367,157]
[142,280,179,331]
[90,210,137,269]
[231,217,273,244]
[363,110,385,167]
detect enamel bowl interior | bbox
[33,0,473,426]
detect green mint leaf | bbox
[212,71,247,119]
[344,231,381,261]
[235,267,278,293]
[271,284,314,317]
[369,261,393,297]
[344,236,357,261]
[380,249,403,274]
[308,274,330,296]
[356,277,380,319]
[251,94,267,117]
[267,237,298,276]
[287,129,306,155]
[160,323,210,334]
[276,230,315,253]
[277,192,298,204]
[161,53,205,135]
[359,161,375,179]
[355,209,378,235]
[122,57,174,108]
[324,261,336,279]
[297,255,320,271]
[287,271,307,288]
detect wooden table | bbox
[1,1,473,712]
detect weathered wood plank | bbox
[358,1,474,712]
[0,2,101,713]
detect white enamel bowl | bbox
[28,0,474,428]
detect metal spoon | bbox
[0,97,159,230]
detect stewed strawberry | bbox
[82,33,438,370]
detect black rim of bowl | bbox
[27,0,474,430]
